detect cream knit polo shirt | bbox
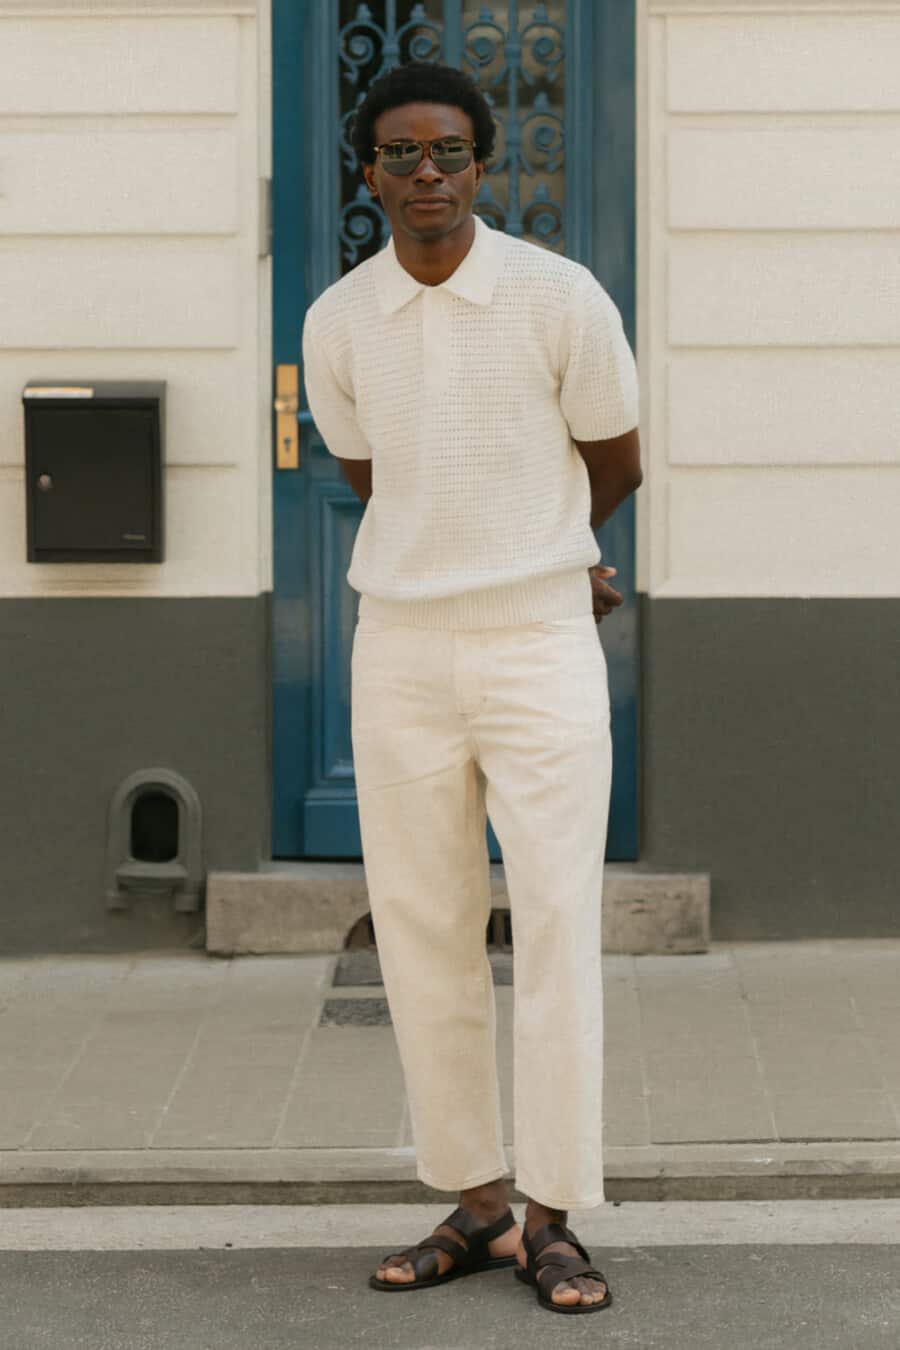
[301,211,639,629]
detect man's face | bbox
[362,101,485,241]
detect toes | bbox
[580,1279,606,1304]
[382,1261,415,1282]
[551,1282,581,1305]
[550,1278,607,1306]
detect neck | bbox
[393,213,475,287]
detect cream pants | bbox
[350,606,612,1210]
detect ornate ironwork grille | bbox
[338,1,567,271]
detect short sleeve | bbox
[301,305,373,461]
[558,273,639,442]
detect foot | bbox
[375,1181,520,1283]
[516,1203,608,1307]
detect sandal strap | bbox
[536,1254,606,1298]
[440,1205,483,1238]
[524,1220,591,1266]
[469,1206,517,1251]
[381,1205,516,1280]
[378,1241,442,1283]
[408,1247,441,1282]
[378,1233,468,1283]
[416,1231,469,1267]
[535,1249,599,1277]
[441,1204,516,1244]
[439,1203,517,1262]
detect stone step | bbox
[206,862,709,956]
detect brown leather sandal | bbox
[514,1220,613,1314]
[368,1204,520,1292]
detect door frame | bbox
[271,0,639,859]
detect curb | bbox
[2,1142,899,1205]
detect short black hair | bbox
[349,60,496,170]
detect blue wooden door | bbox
[272,0,638,860]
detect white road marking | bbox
[0,1201,898,1251]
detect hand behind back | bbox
[588,565,623,623]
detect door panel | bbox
[272,0,638,859]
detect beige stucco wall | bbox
[636,0,900,597]
[0,0,272,598]
[2,0,896,602]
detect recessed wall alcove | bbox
[105,768,203,913]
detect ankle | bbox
[459,1179,509,1218]
[524,1199,568,1233]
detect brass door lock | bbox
[274,364,299,469]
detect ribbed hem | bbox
[356,567,593,630]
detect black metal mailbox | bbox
[22,380,165,563]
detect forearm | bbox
[336,457,373,505]
[588,471,642,529]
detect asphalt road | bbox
[1,1202,898,1349]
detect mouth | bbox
[408,198,451,210]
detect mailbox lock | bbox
[37,473,53,492]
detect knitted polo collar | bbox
[373,211,504,316]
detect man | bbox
[302,60,641,1316]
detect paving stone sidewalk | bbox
[2,941,899,1200]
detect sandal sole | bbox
[514,1263,613,1313]
[369,1254,519,1291]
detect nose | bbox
[415,147,443,178]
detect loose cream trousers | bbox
[350,604,612,1210]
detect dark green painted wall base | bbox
[2,594,897,951]
[639,597,900,939]
[1,596,271,954]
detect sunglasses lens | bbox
[435,144,471,172]
[380,143,418,174]
[381,140,471,175]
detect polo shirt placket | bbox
[421,287,454,405]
